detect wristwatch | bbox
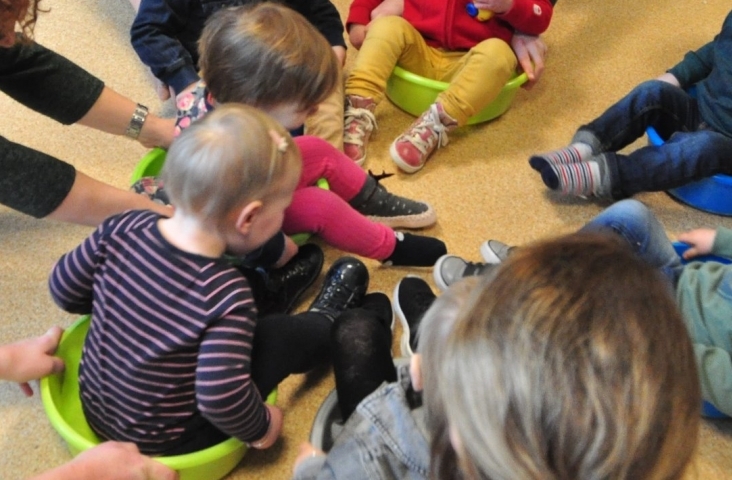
[125,104,149,139]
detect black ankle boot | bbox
[348,171,436,229]
[239,243,324,316]
[308,257,369,321]
[383,232,447,267]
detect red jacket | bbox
[347,0,553,51]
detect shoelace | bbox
[344,108,377,145]
[403,104,450,154]
[364,170,425,214]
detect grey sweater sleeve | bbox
[0,38,105,124]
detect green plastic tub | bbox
[386,66,528,125]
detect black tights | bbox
[331,307,397,420]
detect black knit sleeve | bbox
[0,38,105,125]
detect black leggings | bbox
[330,308,397,420]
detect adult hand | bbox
[371,0,404,19]
[348,24,368,50]
[0,326,64,396]
[677,228,717,260]
[30,442,178,480]
[657,72,681,87]
[474,0,514,14]
[511,33,548,90]
[292,442,325,471]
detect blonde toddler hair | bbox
[161,103,301,222]
[420,232,700,480]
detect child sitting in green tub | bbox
[343,0,553,172]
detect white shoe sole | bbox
[480,241,505,264]
[432,254,453,292]
[392,278,416,357]
[389,142,424,174]
[367,206,437,229]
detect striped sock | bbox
[529,143,594,172]
[540,157,610,198]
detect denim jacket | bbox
[131,0,346,93]
[293,365,430,480]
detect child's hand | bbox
[474,0,514,14]
[657,72,681,88]
[371,0,404,19]
[677,229,717,260]
[292,442,325,471]
[249,404,283,449]
[348,24,368,50]
[0,326,65,397]
[31,441,178,480]
[511,33,548,89]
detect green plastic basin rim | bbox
[391,65,529,91]
[40,315,278,472]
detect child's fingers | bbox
[18,382,33,397]
[682,247,699,260]
[41,326,64,354]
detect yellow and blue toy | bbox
[465,3,493,21]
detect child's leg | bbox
[305,72,345,150]
[295,136,437,228]
[331,293,397,420]
[343,16,434,164]
[580,199,683,285]
[530,80,701,172]
[345,15,434,102]
[250,311,333,396]
[389,40,515,172]
[541,129,732,199]
[283,187,445,266]
[437,38,517,126]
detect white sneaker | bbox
[480,239,513,264]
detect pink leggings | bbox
[283,136,396,261]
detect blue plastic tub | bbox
[647,126,732,216]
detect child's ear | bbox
[234,200,263,235]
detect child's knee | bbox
[471,38,518,74]
[366,15,413,39]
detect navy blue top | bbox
[131,0,346,93]
[668,10,732,137]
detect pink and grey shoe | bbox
[389,103,457,173]
[343,95,377,165]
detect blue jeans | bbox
[580,199,684,286]
[575,80,732,199]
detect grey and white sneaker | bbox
[433,254,495,292]
[480,239,514,264]
[393,276,436,357]
[349,172,436,229]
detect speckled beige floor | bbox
[1,0,732,478]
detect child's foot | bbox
[383,232,447,267]
[307,256,369,321]
[539,156,612,199]
[358,292,395,332]
[433,254,496,292]
[392,276,436,356]
[480,239,514,264]
[390,103,457,173]
[350,171,436,229]
[241,243,324,316]
[343,95,377,165]
[528,143,594,172]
